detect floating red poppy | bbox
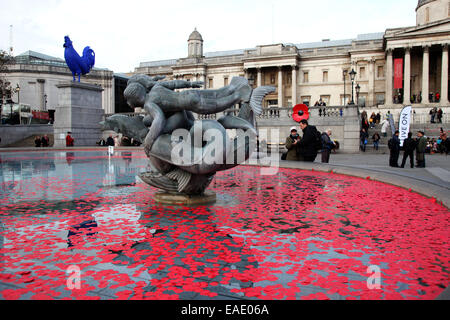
[292,104,310,122]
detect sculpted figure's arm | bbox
[143,99,166,157]
[159,80,204,90]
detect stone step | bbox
[6,134,54,148]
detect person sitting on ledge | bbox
[285,127,301,161]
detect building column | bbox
[37,79,45,111]
[441,44,449,105]
[202,73,207,89]
[368,58,375,107]
[404,47,411,105]
[386,49,393,105]
[278,67,283,108]
[257,68,262,87]
[422,46,430,104]
[291,66,297,106]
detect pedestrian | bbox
[284,127,301,161]
[437,108,443,123]
[400,132,416,168]
[376,112,381,124]
[380,118,389,137]
[430,107,437,123]
[35,136,42,148]
[436,92,440,102]
[296,119,320,162]
[66,132,74,147]
[360,128,368,152]
[106,134,115,146]
[114,135,121,147]
[416,131,427,168]
[321,129,335,163]
[388,130,401,167]
[372,132,381,151]
[41,134,50,147]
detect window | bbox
[267,100,278,107]
[323,71,328,83]
[376,93,385,105]
[224,77,229,86]
[377,66,385,78]
[270,74,276,84]
[320,95,330,105]
[303,72,309,83]
[208,78,213,88]
[340,95,350,106]
[286,74,292,85]
[359,67,366,79]
[301,96,311,107]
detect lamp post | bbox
[355,83,361,106]
[349,69,357,105]
[247,75,259,159]
[343,69,348,106]
[15,84,20,104]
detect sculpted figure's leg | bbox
[143,100,166,157]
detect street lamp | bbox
[343,70,348,106]
[15,84,20,104]
[247,74,259,159]
[349,69,357,105]
[355,83,361,106]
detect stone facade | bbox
[134,1,449,120]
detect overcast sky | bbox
[0,0,417,73]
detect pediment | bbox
[389,19,450,39]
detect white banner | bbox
[399,106,412,147]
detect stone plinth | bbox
[154,191,216,205]
[54,82,104,147]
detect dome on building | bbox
[417,0,436,10]
[416,0,447,26]
[188,28,203,42]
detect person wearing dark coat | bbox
[360,128,368,152]
[321,129,335,163]
[285,127,301,161]
[106,135,115,147]
[389,130,401,167]
[41,135,50,147]
[416,131,427,168]
[400,132,416,168]
[35,136,42,148]
[297,119,319,162]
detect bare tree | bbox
[0,50,15,106]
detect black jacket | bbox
[391,135,401,152]
[297,125,319,158]
[403,137,416,152]
[106,137,115,146]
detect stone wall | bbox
[0,124,53,147]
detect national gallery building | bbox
[135,0,450,116]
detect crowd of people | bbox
[97,134,141,147]
[388,127,449,168]
[284,120,337,164]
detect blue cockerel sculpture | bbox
[63,36,95,82]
